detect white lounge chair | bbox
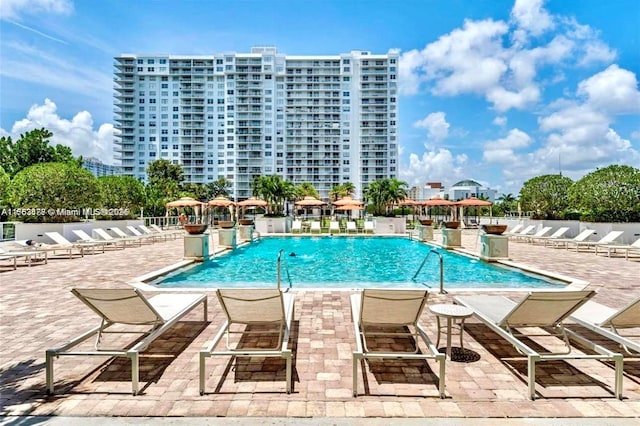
[363,221,375,234]
[595,237,640,259]
[568,230,624,252]
[454,291,623,400]
[291,220,302,234]
[46,287,207,395]
[549,229,596,249]
[199,289,295,394]
[346,221,358,234]
[351,289,446,398]
[126,225,158,243]
[529,227,570,246]
[72,229,123,250]
[149,224,183,238]
[0,247,48,269]
[94,228,141,248]
[503,224,524,236]
[329,221,340,234]
[111,226,148,244]
[310,221,322,234]
[138,224,172,241]
[570,297,640,355]
[508,225,536,241]
[44,231,102,257]
[523,226,552,243]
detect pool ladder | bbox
[276,249,293,291]
[412,248,446,294]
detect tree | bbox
[252,175,296,215]
[146,159,184,187]
[0,128,81,177]
[568,164,640,222]
[206,177,232,199]
[181,183,208,201]
[0,165,9,206]
[144,160,184,215]
[98,175,146,218]
[7,162,101,222]
[519,174,573,219]
[295,182,319,199]
[329,182,355,201]
[363,178,408,216]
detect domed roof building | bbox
[447,179,496,202]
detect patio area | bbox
[1,230,639,419]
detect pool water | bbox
[158,237,565,289]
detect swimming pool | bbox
[157,236,565,289]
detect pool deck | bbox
[1,230,639,421]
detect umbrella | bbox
[237,197,268,219]
[165,196,204,207]
[332,196,364,206]
[455,196,493,225]
[208,196,236,222]
[421,197,455,221]
[335,204,363,211]
[294,196,326,206]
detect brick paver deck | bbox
[1,230,639,419]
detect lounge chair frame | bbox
[351,289,446,398]
[199,289,295,394]
[454,291,624,400]
[45,288,207,395]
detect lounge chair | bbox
[72,229,124,250]
[595,237,640,259]
[570,297,640,355]
[291,220,302,234]
[549,229,596,249]
[503,224,524,236]
[199,289,295,394]
[346,221,358,234]
[94,228,141,248]
[111,226,148,244]
[46,287,207,395]
[508,225,535,241]
[126,225,158,243]
[351,289,446,398]
[329,221,340,234]
[0,247,48,269]
[529,227,570,246]
[149,224,183,238]
[44,231,102,257]
[363,221,375,234]
[138,224,172,241]
[568,230,624,252]
[310,221,321,234]
[522,226,552,243]
[454,291,623,400]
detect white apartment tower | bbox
[114,47,399,200]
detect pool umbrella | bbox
[166,197,205,223]
[333,196,364,207]
[397,198,419,218]
[335,203,364,219]
[295,196,327,219]
[208,196,236,221]
[421,197,455,222]
[455,196,493,225]
[237,197,268,218]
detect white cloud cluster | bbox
[398,0,618,113]
[413,112,450,141]
[400,149,469,187]
[483,128,532,164]
[1,99,115,164]
[0,0,73,21]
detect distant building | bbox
[83,157,121,177]
[113,46,399,200]
[447,179,496,202]
[408,182,444,201]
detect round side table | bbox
[428,304,474,359]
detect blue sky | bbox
[1,0,638,195]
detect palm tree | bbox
[295,182,319,200]
[252,175,296,216]
[363,178,408,216]
[329,182,356,201]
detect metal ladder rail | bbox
[276,249,293,291]
[412,248,446,294]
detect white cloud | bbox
[483,129,533,164]
[2,99,115,164]
[492,116,507,126]
[510,0,554,41]
[0,0,73,21]
[400,149,468,187]
[413,112,450,141]
[577,64,640,114]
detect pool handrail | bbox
[276,249,293,291]
[412,248,446,294]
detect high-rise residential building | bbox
[114,47,398,200]
[83,157,121,177]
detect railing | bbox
[276,249,293,291]
[412,248,446,294]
